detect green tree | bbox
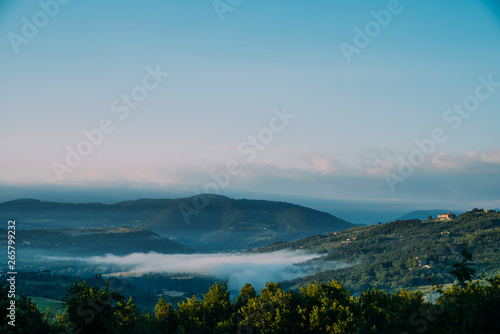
[238,282,296,333]
[114,296,142,334]
[154,297,178,334]
[297,281,356,334]
[432,275,500,334]
[0,282,52,333]
[201,281,234,332]
[236,283,256,310]
[64,279,138,334]
[177,295,204,333]
[357,288,427,334]
[450,245,476,288]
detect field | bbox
[31,296,66,319]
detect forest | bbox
[267,209,500,292]
[1,245,500,333]
[2,209,500,333]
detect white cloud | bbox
[47,250,329,292]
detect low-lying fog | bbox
[46,250,350,291]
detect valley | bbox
[1,197,499,333]
[1,196,499,310]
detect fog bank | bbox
[47,250,339,291]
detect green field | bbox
[31,296,66,318]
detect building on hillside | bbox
[438,212,455,220]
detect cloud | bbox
[46,250,333,292]
[479,149,500,164]
[2,147,499,210]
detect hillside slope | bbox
[257,209,500,292]
[0,195,353,250]
[1,227,191,257]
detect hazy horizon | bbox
[0,184,487,225]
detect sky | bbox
[1,0,500,214]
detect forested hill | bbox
[1,227,192,256]
[0,195,353,250]
[258,209,500,292]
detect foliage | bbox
[430,276,500,334]
[154,297,178,333]
[449,244,476,288]
[6,269,500,334]
[0,281,52,333]
[59,280,146,334]
[6,209,500,333]
[45,276,500,333]
[259,210,500,293]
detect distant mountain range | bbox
[0,195,354,250]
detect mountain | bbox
[4,227,191,257]
[0,195,354,250]
[397,209,464,221]
[257,209,500,293]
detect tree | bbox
[450,245,476,288]
[427,215,433,221]
[238,282,297,333]
[114,296,142,333]
[177,295,204,333]
[201,281,233,331]
[236,283,256,310]
[154,298,178,334]
[432,275,500,333]
[298,281,356,333]
[64,279,139,334]
[0,282,52,333]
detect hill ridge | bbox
[0,194,353,250]
[258,209,500,292]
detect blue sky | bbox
[1,0,500,212]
